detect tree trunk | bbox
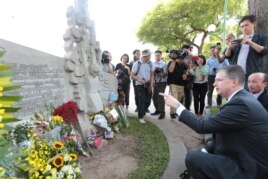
[248,0,268,73]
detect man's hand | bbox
[159,93,181,109]
[242,37,253,46]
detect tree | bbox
[248,0,268,73]
[137,0,246,54]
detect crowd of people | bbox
[100,14,268,178]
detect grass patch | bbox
[121,116,169,179]
[210,106,219,115]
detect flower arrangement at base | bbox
[21,138,82,179]
[3,102,86,178]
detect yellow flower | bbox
[42,164,52,174]
[67,176,72,179]
[52,141,64,150]
[68,169,74,175]
[0,123,4,128]
[0,86,3,92]
[53,115,63,124]
[50,168,57,175]
[52,155,64,168]
[0,167,6,177]
[75,167,81,173]
[0,109,5,115]
[69,153,78,161]
[0,93,2,97]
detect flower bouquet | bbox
[2,101,87,178]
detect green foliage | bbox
[122,117,169,179]
[0,50,23,177]
[137,0,247,54]
[0,143,27,178]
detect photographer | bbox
[131,49,154,124]
[129,49,141,112]
[224,15,268,90]
[101,50,115,74]
[167,49,188,119]
[115,54,131,109]
[206,45,229,108]
[151,50,167,120]
[182,44,194,110]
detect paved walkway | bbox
[127,86,205,179]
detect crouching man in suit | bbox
[248,72,268,111]
[160,65,268,179]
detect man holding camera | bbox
[129,49,141,112]
[206,45,229,108]
[167,49,188,119]
[225,15,268,90]
[182,44,194,111]
[131,49,154,124]
[151,50,167,120]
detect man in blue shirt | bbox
[206,45,229,108]
[151,50,167,119]
[131,49,153,124]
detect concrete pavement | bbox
[126,86,204,179]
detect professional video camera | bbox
[154,67,164,74]
[166,49,188,60]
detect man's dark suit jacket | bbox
[179,89,268,178]
[227,32,268,77]
[257,89,268,112]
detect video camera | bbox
[101,51,110,64]
[154,67,163,74]
[117,69,125,78]
[166,49,188,60]
[216,42,221,50]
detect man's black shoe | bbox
[180,169,190,179]
[158,113,165,120]
[146,109,150,113]
[151,111,160,115]
[135,108,138,112]
[170,114,176,119]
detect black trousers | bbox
[132,80,139,107]
[184,85,193,110]
[120,82,130,106]
[136,85,152,119]
[185,151,252,179]
[152,82,166,113]
[193,83,207,115]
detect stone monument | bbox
[0,0,118,136]
[0,39,72,121]
[63,0,117,134]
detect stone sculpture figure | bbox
[63,0,103,118]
